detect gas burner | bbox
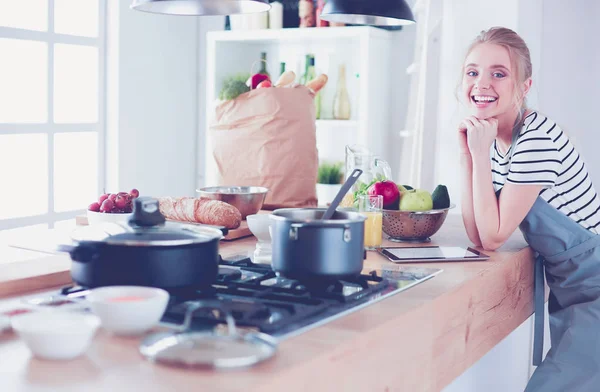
[217,266,243,282]
[165,298,277,327]
[56,254,441,339]
[219,255,261,268]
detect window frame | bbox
[0,0,106,230]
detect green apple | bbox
[399,189,433,211]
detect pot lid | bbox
[140,331,277,369]
[139,301,277,369]
[72,198,223,246]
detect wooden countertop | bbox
[0,215,534,392]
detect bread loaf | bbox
[306,74,328,94]
[157,197,242,229]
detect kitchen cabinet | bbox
[201,26,400,187]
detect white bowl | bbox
[246,214,272,242]
[87,286,169,336]
[87,210,132,225]
[11,312,100,360]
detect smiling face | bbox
[462,43,522,120]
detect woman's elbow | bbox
[481,239,504,252]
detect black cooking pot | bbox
[269,208,367,281]
[60,197,223,289]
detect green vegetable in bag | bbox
[219,73,251,101]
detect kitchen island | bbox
[0,215,535,392]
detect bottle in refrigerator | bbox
[300,54,315,85]
[259,52,270,78]
[301,55,321,119]
[279,62,286,78]
[333,64,351,120]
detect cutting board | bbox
[75,213,268,241]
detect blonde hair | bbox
[461,27,532,112]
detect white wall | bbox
[537,0,600,186]
[106,2,201,198]
[195,17,225,189]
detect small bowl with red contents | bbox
[87,189,139,225]
[86,286,169,336]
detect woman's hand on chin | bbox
[460,116,498,157]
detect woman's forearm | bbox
[460,153,482,247]
[471,153,502,249]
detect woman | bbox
[459,27,600,391]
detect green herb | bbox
[317,162,343,184]
[351,174,386,208]
[219,73,251,101]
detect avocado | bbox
[431,184,450,209]
[402,184,414,190]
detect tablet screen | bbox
[380,246,488,262]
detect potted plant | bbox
[316,161,343,206]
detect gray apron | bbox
[499,121,600,391]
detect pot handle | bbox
[56,243,98,263]
[178,301,237,337]
[289,223,351,230]
[289,223,353,242]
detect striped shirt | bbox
[491,111,600,233]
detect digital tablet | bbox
[377,246,489,263]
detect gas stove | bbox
[48,255,441,340]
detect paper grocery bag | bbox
[210,86,318,209]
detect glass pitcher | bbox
[345,144,392,192]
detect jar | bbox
[299,0,315,28]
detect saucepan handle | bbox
[289,223,352,242]
[56,244,76,253]
[55,242,98,263]
[289,223,351,230]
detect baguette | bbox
[275,70,296,87]
[306,74,328,94]
[157,197,242,229]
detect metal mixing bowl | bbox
[196,186,269,219]
[382,204,455,242]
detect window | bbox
[0,0,105,235]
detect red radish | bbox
[130,188,139,198]
[98,194,109,204]
[88,202,101,212]
[368,180,401,209]
[251,73,270,89]
[108,194,117,202]
[257,80,272,88]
